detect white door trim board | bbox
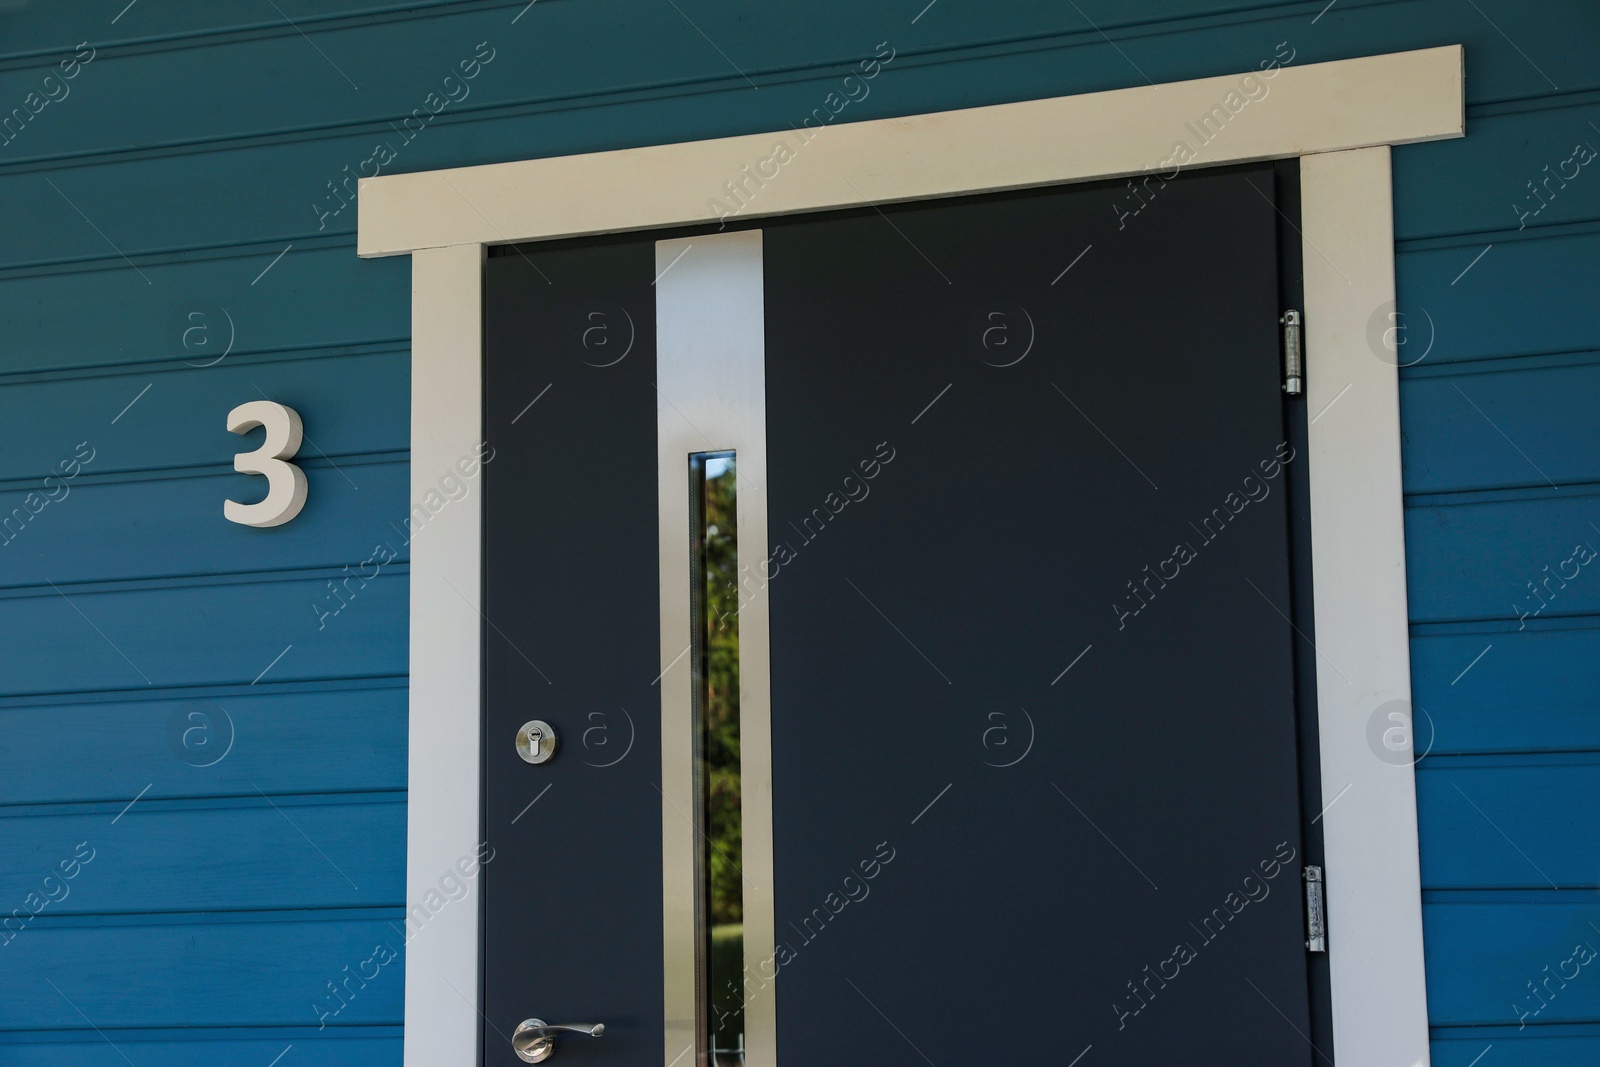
[1301,145,1432,1065]
[362,45,1463,1067]
[360,46,1460,257]
[401,241,486,1067]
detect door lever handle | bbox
[512,1018,605,1063]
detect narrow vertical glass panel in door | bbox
[691,452,742,1067]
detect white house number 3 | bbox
[224,400,308,528]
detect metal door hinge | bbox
[1281,310,1304,396]
[1303,865,1327,953]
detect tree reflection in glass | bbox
[692,452,742,1066]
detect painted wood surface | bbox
[1412,625,1600,754]
[0,349,409,479]
[0,795,404,913]
[0,0,1592,1059]
[0,1032,401,1067]
[0,916,406,1028]
[0,684,406,805]
[0,574,408,694]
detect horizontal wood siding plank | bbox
[0,797,403,914]
[1393,100,1600,241]
[1397,229,1600,365]
[0,1031,401,1067]
[1411,626,1600,754]
[1417,762,1600,888]
[0,917,406,1028]
[1401,357,1600,494]
[1432,1030,1600,1066]
[0,0,463,56]
[0,574,407,696]
[1423,899,1600,1026]
[0,244,406,375]
[0,686,405,805]
[0,462,410,588]
[0,349,407,480]
[1405,493,1600,622]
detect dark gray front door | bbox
[483,164,1318,1066]
[483,240,665,1066]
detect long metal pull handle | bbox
[512,1018,605,1063]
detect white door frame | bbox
[359,44,1464,1067]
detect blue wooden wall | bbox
[0,1,1593,1063]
